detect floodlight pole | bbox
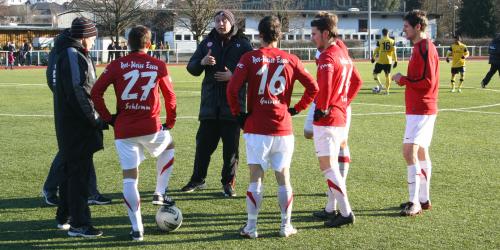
[368,0,372,59]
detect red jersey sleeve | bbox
[158,67,177,129]
[315,55,335,111]
[90,64,114,122]
[226,55,249,115]
[400,40,437,89]
[292,58,318,112]
[346,65,363,106]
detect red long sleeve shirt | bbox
[227,47,318,136]
[313,42,363,127]
[399,39,439,115]
[91,52,176,139]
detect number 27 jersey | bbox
[91,52,176,139]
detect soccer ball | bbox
[372,86,381,94]
[156,205,183,232]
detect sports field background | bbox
[0,61,499,249]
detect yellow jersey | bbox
[447,42,469,68]
[372,36,397,65]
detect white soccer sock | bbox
[155,149,174,195]
[407,164,421,204]
[246,181,263,230]
[419,160,432,203]
[123,178,143,232]
[277,185,293,227]
[339,146,351,179]
[323,168,352,217]
[325,189,336,213]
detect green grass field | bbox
[0,60,499,249]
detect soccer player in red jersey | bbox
[392,10,439,216]
[227,16,318,238]
[310,12,363,228]
[91,26,177,241]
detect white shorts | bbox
[313,125,346,157]
[244,133,294,171]
[305,104,351,141]
[403,115,436,148]
[115,130,173,170]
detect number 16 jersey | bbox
[227,47,318,136]
[91,52,176,139]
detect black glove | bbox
[236,112,248,129]
[370,58,375,64]
[313,109,327,122]
[109,114,118,127]
[96,118,109,130]
[161,123,171,130]
[461,56,465,59]
[446,57,450,63]
[393,61,398,68]
[288,107,299,116]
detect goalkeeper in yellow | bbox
[446,35,469,93]
[371,28,397,95]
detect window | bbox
[358,19,367,32]
[337,0,351,6]
[360,35,366,40]
[287,34,294,40]
[175,35,182,41]
[375,34,381,40]
[353,34,359,40]
[304,34,311,40]
[184,34,191,40]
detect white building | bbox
[4,0,70,5]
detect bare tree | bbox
[138,10,174,43]
[72,0,152,43]
[263,0,304,33]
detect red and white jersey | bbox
[91,52,176,139]
[227,47,318,136]
[314,42,363,127]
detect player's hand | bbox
[370,58,375,64]
[288,107,299,116]
[162,123,171,130]
[393,61,397,68]
[313,109,327,122]
[109,114,118,127]
[214,66,232,82]
[236,112,248,129]
[200,49,216,66]
[96,118,109,130]
[392,73,403,85]
[446,57,450,63]
[461,56,465,59]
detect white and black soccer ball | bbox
[372,86,381,94]
[156,205,183,232]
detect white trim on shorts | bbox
[403,114,436,148]
[243,133,294,172]
[313,125,346,157]
[115,130,173,170]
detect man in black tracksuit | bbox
[52,18,106,237]
[183,10,253,196]
[481,34,500,88]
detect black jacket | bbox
[187,27,253,121]
[50,35,105,161]
[488,37,500,65]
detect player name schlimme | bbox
[125,102,151,110]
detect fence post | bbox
[175,44,179,64]
[37,51,40,66]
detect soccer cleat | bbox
[239,224,258,239]
[312,209,338,221]
[152,194,164,205]
[450,88,456,93]
[130,230,144,241]
[42,190,59,206]
[481,81,486,88]
[400,202,422,216]
[420,200,432,210]
[279,224,298,237]
[222,183,236,197]
[88,194,112,205]
[324,212,355,228]
[68,226,103,238]
[458,88,462,93]
[57,223,70,231]
[153,194,176,206]
[181,182,206,192]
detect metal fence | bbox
[0,46,490,67]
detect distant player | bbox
[91,25,177,241]
[446,35,469,93]
[371,28,397,95]
[310,12,363,228]
[227,16,318,238]
[392,10,439,216]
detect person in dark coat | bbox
[183,10,253,196]
[481,33,500,88]
[52,17,107,238]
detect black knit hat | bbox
[70,17,97,39]
[215,10,235,26]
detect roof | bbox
[0,25,64,31]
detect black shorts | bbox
[373,63,391,74]
[451,66,465,74]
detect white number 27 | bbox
[121,70,158,101]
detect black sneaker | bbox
[42,190,58,206]
[324,212,355,228]
[68,226,103,238]
[400,202,422,216]
[88,194,112,205]
[130,230,144,241]
[312,209,338,220]
[481,81,487,88]
[181,182,206,192]
[222,183,236,197]
[152,194,175,206]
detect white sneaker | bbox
[239,224,258,239]
[279,224,298,237]
[57,223,70,230]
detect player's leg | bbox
[458,69,465,92]
[450,71,457,92]
[153,140,175,206]
[241,164,264,239]
[480,64,497,88]
[43,151,63,206]
[384,72,391,95]
[417,146,432,210]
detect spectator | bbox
[107,41,115,63]
[114,42,122,59]
[481,33,500,88]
